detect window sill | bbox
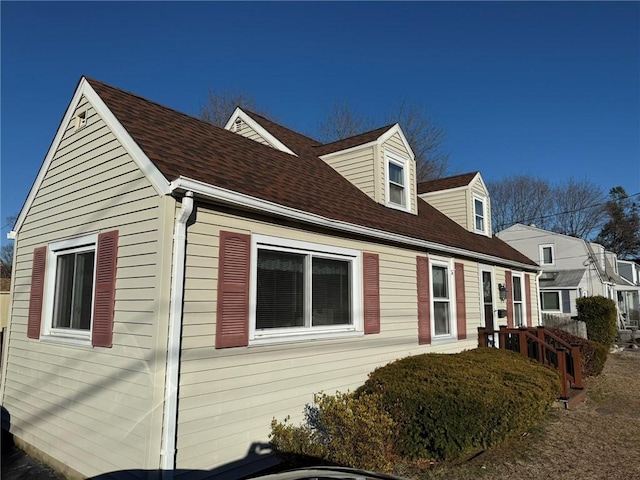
[431,335,459,345]
[250,328,364,347]
[40,334,92,348]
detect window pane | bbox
[256,250,305,329]
[312,257,351,326]
[482,271,493,303]
[389,163,404,186]
[432,266,448,299]
[53,251,94,331]
[541,292,560,310]
[543,247,553,264]
[512,277,522,301]
[389,184,405,206]
[514,304,523,327]
[434,301,450,335]
[474,199,484,231]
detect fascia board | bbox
[378,124,415,161]
[10,77,170,238]
[224,109,296,156]
[170,176,538,271]
[419,184,471,197]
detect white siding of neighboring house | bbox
[174,202,537,478]
[0,96,173,478]
[321,145,376,200]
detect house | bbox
[616,259,640,329]
[497,224,632,325]
[0,77,540,480]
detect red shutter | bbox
[455,263,467,340]
[416,256,431,345]
[525,274,533,327]
[27,247,47,339]
[505,270,514,328]
[362,253,380,335]
[92,230,119,348]
[216,231,251,348]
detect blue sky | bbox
[2,1,639,245]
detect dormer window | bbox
[473,196,487,234]
[385,150,409,210]
[539,244,555,266]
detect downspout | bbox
[161,191,193,477]
[535,270,543,326]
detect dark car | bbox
[247,466,409,480]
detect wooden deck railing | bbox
[478,326,583,400]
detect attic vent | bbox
[75,110,88,130]
[233,118,243,133]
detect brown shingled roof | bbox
[314,124,396,156]
[241,109,322,155]
[417,171,479,194]
[87,78,536,268]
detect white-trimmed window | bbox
[43,234,98,343]
[430,257,456,338]
[539,244,555,266]
[540,291,561,311]
[473,196,487,234]
[75,109,88,130]
[250,235,361,343]
[385,150,409,210]
[511,272,526,327]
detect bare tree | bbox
[488,176,554,233]
[550,178,606,239]
[0,244,13,278]
[317,100,450,181]
[198,88,269,127]
[595,186,640,259]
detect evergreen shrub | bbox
[547,327,608,376]
[576,296,618,348]
[355,348,560,462]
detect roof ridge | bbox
[241,108,322,146]
[317,123,396,150]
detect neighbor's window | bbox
[539,244,555,266]
[252,236,360,342]
[431,259,454,337]
[512,273,525,327]
[385,150,409,209]
[540,291,561,311]
[474,197,486,233]
[44,234,98,341]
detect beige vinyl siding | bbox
[322,145,376,199]
[0,96,172,477]
[234,120,271,147]
[176,204,482,476]
[381,134,417,214]
[419,188,468,228]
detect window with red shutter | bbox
[92,230,119,347]
[362,253,380,335]
[27,246,47,339]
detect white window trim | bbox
[511,271,527,327]
[249,234,362,346]
[539,244,555,266]
[540,290,562,312]
[384,149,411,212]
[473,195,488,235]
[41,233,98,346]
[75,109,88,131]
[429,255,457,341]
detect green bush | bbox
[546,328,608,376]
[270,391,396,473]
[576,296,618,348]
[355,348,560,462]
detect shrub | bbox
[576,296,617,348]
[269,391,396,473]
[546,328,608,377]
[356,348,560,462]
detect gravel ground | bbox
[412,348,640,480]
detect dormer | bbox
[317,124,418,215]
[224,108,297,156]
[417,172,492,236]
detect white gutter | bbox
[169,176,537,271]
[161,191,193,477]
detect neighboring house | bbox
[0,277,10,331]
[0,77,539,480]
[498,224,631,323]
[616,259,640,328]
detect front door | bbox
[482,269,496,346]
